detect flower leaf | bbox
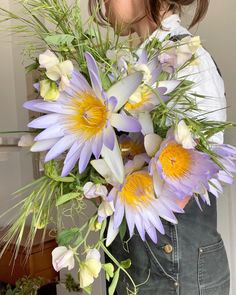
[120,259,131,269]
[57,227,81,246]
[102,263,114,282]
[119,219,127,241]
[44,34,75,46]
[56,192,81,206]
[108,268,120,295]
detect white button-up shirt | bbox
[138,14,227,144]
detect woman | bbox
[88,1,230,294]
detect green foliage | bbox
[120,259,132,269]
[56,192,83,206]
[44,34,75,47]
[103,263,115,282]
[63,274,81,292]
[44,160,75,183]
[57,227,81,246]
[108,268,120,295]
[5,276,45,295]
[119,218,127,241]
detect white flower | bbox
[174,120,197,149]
[106,48,134,65]
[39,50,73,91]
[18,134,34,147]
[39,50,59,68]
[52,246,75,272]
[83,182,108,199]
[134,64,152,84]
[83,182,114,220]
[79,249,102,288]
[98,200,114,220]
[106,216,119,247]
[39,79,59,101]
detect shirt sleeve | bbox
[177,46,227,144]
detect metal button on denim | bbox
[163,244,173,254]
[174,282,179,288]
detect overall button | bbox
[163,244,173,254]
[174,281,179,288]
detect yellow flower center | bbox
[119,171,154,208]
[125,85,151,111]
[65,92,108,140]
[159,143,191,178]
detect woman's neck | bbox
[132,10,174,42]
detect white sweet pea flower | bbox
[79,249,102,288]
[39,50,73,91]
[175,36,201,67]
[18,134,34,147]
[52,246,75,272]
[181,36,201,54]
[174,120,197,149]
[39,79,59,101]
[98,200,114,220]
[106,48,134,65]
[83,182,114,221]
[134,64,152,84]
[39,49,59,69]
[83,182,108,199]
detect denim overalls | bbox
[109,29,230,295]
[110,192,230,295]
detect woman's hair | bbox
[88,0,209,29]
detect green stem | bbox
[99,242,138,293]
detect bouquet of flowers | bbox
[0,1,235,294]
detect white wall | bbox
[0,0,33,222]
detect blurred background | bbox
[0,0,235,294]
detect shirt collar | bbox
[138,14,182,50]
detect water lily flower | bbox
[39,49,73,91]
[91,154,183,244]
[79,249,102,288]
[208,144,236,196]
[124,50,181,136]
[150,128,219,199]
[52,246,75,272]
[174,120,197,149]
[24,52,143,183]
[124,50,167,114]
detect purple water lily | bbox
[150,128,220,199]
[207,144,236,198]
[91,154,184,244]
[24,52,143,180]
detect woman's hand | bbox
[175,196,191,209]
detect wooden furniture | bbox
[0,227,59,285]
